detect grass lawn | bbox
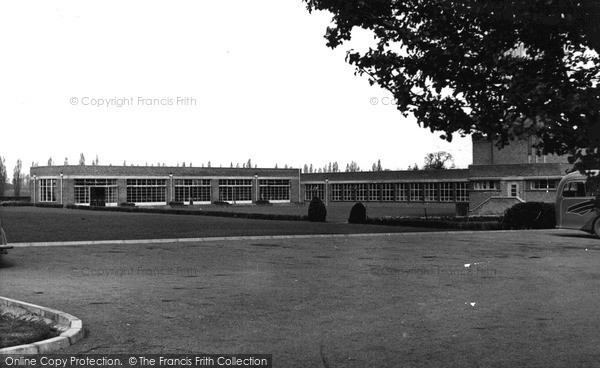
[0,206,451,243]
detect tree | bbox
[304,1,600,173]
[47,157,53,166]
[424,151,455,170]
[0,156,7,196]
[247,159,252,168]
[346,161,360,172]
[12,159,22,197]
[304,164,309,173]
[309,163,313,173]
[408,163,420,171]
[79,153,85,166]
[64,157,69,165]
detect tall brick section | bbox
[469,137,572,214]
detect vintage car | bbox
[556,171,600,237]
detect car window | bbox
[562,181,587,197]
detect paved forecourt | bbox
[1,229,599,367]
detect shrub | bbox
[255,199,272,206]
[502,202,556,230]
[34,203,64,209]
[212,200,231,206]
[169,201,184,207]
[120,202,136,207]
[307,197,327,222]
[348,202,367,224]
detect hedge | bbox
[501,202,556,230]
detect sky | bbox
[0,1,472,179]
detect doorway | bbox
[90,187,106,206]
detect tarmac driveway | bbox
[1,229,600,367]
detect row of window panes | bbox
[74,187,118,204]
[174,179,211,186]
[304,184,325,201]
[39,179,57,202]
[218,179,252,187]
[259,179,290,200]
[218,187,252,202]
[74,179,117,186]
[126,179,167,187]
[472,181,498,190]
[174,187,211,202]
[126,187,166,203]
[259,179,290,186]
[529,179,558,190]
[322,182,469,202]
[259,186,290,201]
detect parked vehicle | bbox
[556,171,600,237]
[0,220,12,255]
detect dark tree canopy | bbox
[304,0,600,170]
[424,151,455,170]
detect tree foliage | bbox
[424,151,455,169]
[0,156,7,196]
[12,159,22,197]
[304,0,600,169]
[79,153,85,166]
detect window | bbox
[304,184,324,201]
[218,179,252,202]
[529,179,557,190]
[440,182,454,202]
[509,183,518,197]
[340,183,368,201]
[410,183,422,202]
[331,184,342,201]
[355,184,367,201]
[259,179,290,201]
[381,183,394,201]
[395,183,408,201]
[368,184,380,201]
[126,179,167,203]
[39,179,57,202]
[423,183,437,202]
[74,179,118,204]
[343,184,354,201]
[175,179,211,203]
[456,182,469,202]
[473,181,499,190]
[562,181,587,198]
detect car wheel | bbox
[593,218,600,238]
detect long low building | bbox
[28,137,574,215]
[29,166,301,206]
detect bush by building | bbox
[348,202,367,224]
[501,202,556,230]
[255,199,272,206]
[308,197,327,222]
[212,200,231,206]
